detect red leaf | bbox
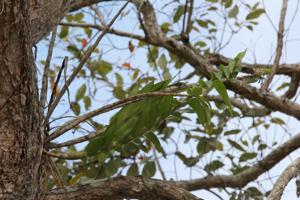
[81,39,87,48]
[122,62,131,69]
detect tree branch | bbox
[47,129,104,149]
[45,176,203,200]
[268,157,300,200]
[178,132,300,190]
[261,0,289,90]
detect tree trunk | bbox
[0,1,43,199]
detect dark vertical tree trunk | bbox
[0,0,43,199]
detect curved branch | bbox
[177,132,300,190]
[268,157,300,200]
[45,176,203,200]
[47,129,104,149]
[133,0,300,121]
[262,0,289,90]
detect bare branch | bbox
[178,132,300,190]
[59,22,146,42]
[45,176,203,200]
[268,157,300,200]
[47,129,104,149]
[205,95,270,117]
[58,23,300,78]
[283,74,300,98]
[40,26,58,118]
[45,150,86,160]
[261,0,289,90]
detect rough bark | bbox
[45,176,203,200]
[0,0,43,199]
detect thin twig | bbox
[40,26,58,118]
[261,0,289,90]
[46,57,67,119]
[44,1,130,125]
[48,129,104,148]
[153,149,167,180]
[185,0,194,36]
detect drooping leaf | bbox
[228,5,239,18]
[142,161,156,177]
[173,5,185,23]
[212,80,233,115]
[75,84,86,101]
[127,163,139,176]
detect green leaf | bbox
[59,26,69,38]
[95,60,112,76]
[66,15,73,22]
[127,163,139,176]
[188,98,211,126]
[69,172,84,186]
[224,129,241,136]
[76,84,86,101]
[105,158,121,176]
[224,0,233,8]
[145,132,165,155]
[246,9,265,20]
[228,5,239,18]
[97,152,107,166]
[74,13,84,22]
[196,19,208,28]
[176,152,200,167]
[228,139,245,152]
[113,87,126,99]
[195,41,207,47]
[71,102,81,115]
[115,73,123,87]
[142,161,156,177]
[239,152,257,162]
[271,117,285,125]
[173,5,185,23]
[204,160,224,172]
[83,96,91,110]
[212,80,233,115]
[86,135,108,155]
[158,54,167,69]
[161,22,171,33]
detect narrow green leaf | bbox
[228,5,239,18]
[76,84,86,101]
[173,5,185,23]
[228,139,245,152]
[212,80,233,115]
